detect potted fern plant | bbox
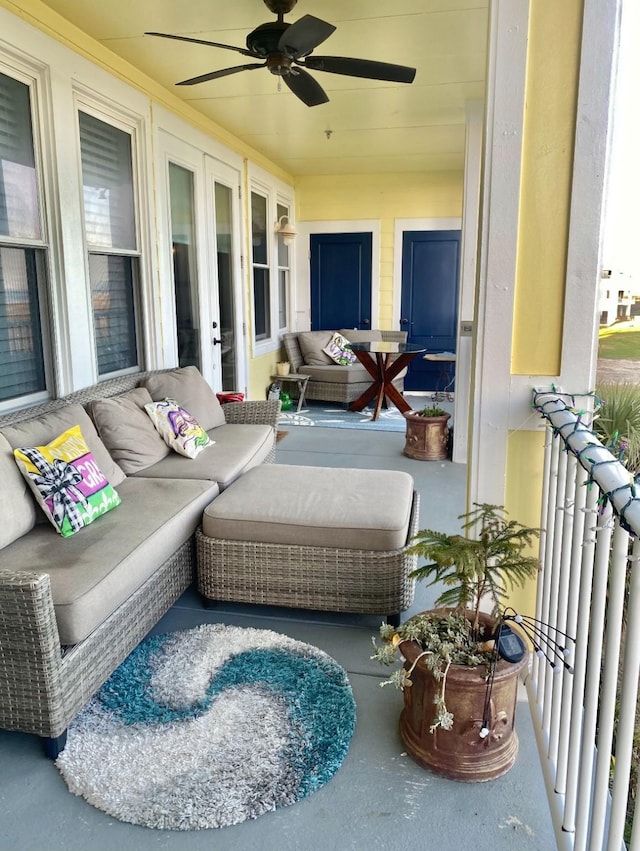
[372,503,540,781]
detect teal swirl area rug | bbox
[56,624,356,831]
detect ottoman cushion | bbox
[201,464,414,552]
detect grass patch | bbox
[598,325,640,360]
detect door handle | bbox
[212,337,222,346]
[400,318,409,325]
[362,318,371,326]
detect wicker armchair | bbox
[282,329,408,405]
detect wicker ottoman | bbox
[196,464,419,623]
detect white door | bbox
[204,156,245,393]
[156,131,244,392]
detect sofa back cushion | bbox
[144,366,226,431]
[89,387,170,475]
[297,330,335,366]
[0,433,37,548]
[1,404,125,488]
[338,328,383,343]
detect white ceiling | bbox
[41,0,488,176]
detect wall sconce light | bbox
[275,215,297,246]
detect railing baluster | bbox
[549,453,577,768]
[575,504,614,851]
[587,521,629,850]
[555,456,583,794]
[545,448,568,742]
[563,485,598,833]
[608,538,640,850]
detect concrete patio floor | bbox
[0,422,557,850]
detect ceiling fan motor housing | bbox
[262,0,298,15]
[246,22,293,58]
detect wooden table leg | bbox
[349,351,417,420]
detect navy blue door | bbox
[400,230,460,391]
[310,233,372,330]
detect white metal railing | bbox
[530,390,640,851]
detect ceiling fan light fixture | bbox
[275,215,297,245]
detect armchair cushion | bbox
[338,328,383,343]
[297,330,334,366]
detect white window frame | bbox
[0,53,56,412]
[276,198,291,334]
[73,92,148,379]
[248,165,294,356]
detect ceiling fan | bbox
[146,0,416,107]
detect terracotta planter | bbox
[398,612,528,782]
[403,410,451,461]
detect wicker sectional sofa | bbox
[0,367,279,757]
[282,328,408,404]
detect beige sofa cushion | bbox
[297,331,334,365]
[301,364,372,384]
[132,423,273,490]
[0,476,218,645]
[89,387,170,474]
[0,433,37,548]
[144,366,226,431]
[202,464,414,552]
[1,404,125,487]
[338,329,383,343]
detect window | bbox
[79,110,140,376]
[251,190,270,343]
[250,181,293,351]
[276,201,289,332]
[0,71,49,404]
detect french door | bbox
[157,131,244,393]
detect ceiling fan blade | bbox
[304,55,416,84]
[278,15,336,57]
[283,68,329,107]
[145,32,254,59]
[176,63,266,86]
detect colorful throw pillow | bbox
[13,425,121,538]
[323,331,357,365]
[144,398,213,459]
[144,366,226,431]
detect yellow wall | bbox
[511,1,582,375]
[296,172,464,328]
[506,1,583,614]
[505,430,546,616]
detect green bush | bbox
[594,382,640,475]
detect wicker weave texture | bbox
[0,541,193,737]
[282,331,408,404]
[196,492,419,617]
[0,369,279,742]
